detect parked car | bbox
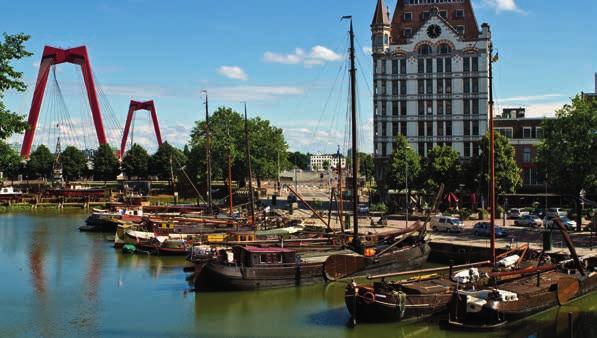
[431,216,464,233]
[357,204,369,215]
[546,208,566,218]
[473,222,508,238]
[544,216,577,230]
[507,208,529,219]
[514,214,543,228]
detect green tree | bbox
[0,33,31,141]
[359,152,374,184]
[322,160,330,171]
[0,142,20,179]
[122,143,150,179]
[287,151,310,170]
[149,142,186,180]
[93,144,118,182]
[422,145,462,193]
[386,135,421,192]
[61,146,87,181]
[26,145,53,179]
[537,95,597,230]
[472,132,521,196]
[189,107,289,187]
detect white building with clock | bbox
[371,0,491,185]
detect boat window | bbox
[276,254,283,263]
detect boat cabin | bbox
[232,246,297,267]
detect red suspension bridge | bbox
[20,45,164,159]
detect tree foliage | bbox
[0,33,32,140]
[359,152,374,183]
[322,160,330,171]
[0,142,20,179]
[287,151,310,170]
[189,107,289,187]
[26,145,53,179]
[386,135,421,190]
[93,144,118,181]
[536,95,597,195]
[122,143,150,179]
[61,146,87,181]
[473,131,521,195]
[149,142,186,180]
[422,145,462,193]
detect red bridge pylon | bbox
[120,100,163,158]
[21,46,107,158]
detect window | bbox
[426,79,433,94]
[427,122,433,136]
[426,100,433,115]
[426,58,433,73]
[381,81,386,94]
[381,100,386,115]
[437,100,444,114]
[427,142,433,155]
[463,78,470,93]
[464,142,471,157]
[418,80,424,94]
[445,58,452,72]
[392,80,398,95]
[446,121,452,136]
[400,59,407,73]
[437,120,444,136]
[418,59,424,73]
[392,122,398,136]
[523,127,532,138]
[418,121,425,136]
[400,100,407,115]
[495,128,513,139]
[419,44,432,55]
[401,122,407,136]
[463,57,470,72]
[472,142,479,156]
[536,127,544,139]
[404,12,412,21]
[456,25,465,35]
[382,143,387,157]
[455,10,464,19]
[382,122,387,136]
[437,78,444,93]
[472,120,479,135]
[422,11,430,20]
[446,100,452,114]
[418,143,425,156]
[437,58,443,73]
[400,80,407,95]
[445,78,452,93]
[440,10,448,19]
[392,101,398,116]
[463,99,470,114]
[463,120,470,136]
[472,78,479,93]
[403,29,412,38]
[392,60,398,74]
[523,147,532,163]
[418,100,425,115]
[439,43,451,55]
[472,57,479,72]
[472,99,479,114]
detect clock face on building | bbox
[427,24,441,39]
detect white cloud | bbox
[499,93,563,102]
[263,45,343,67]
[208,85,304,101]
[362,47,373,55]
[217,66,248,81]
[482,0,523,13]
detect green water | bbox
[1,211,596,337]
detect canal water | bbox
[1,210,596,337]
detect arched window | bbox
[439,43,452,55]
[418,44,432,55]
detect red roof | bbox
[241,246,295,253]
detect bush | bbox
[478,209,488,220]
[370,202,388,214]
[459,208,472,220]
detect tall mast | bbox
[488,42,496,266]
[203,91,213,214]
[226,121,234,215]
[337,146,344,232]
[244,102,256,227]
[344,16,362,252]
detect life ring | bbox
[362,291,375,304]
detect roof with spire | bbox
[388,0,480,44]
[371,0,390,26]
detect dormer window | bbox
[456,25,465,35]
[440,10,448,19]
[403,28,412,38]
[404,12,412,21]
[455,10,464,19]
[422,11,430,20]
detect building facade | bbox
[309,154,346,172]
[494,108,550,189]
[371,0,491,184]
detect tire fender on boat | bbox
[362,291,375,304]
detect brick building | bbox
[371,0,491,186]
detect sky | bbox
[3,0,596,154]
